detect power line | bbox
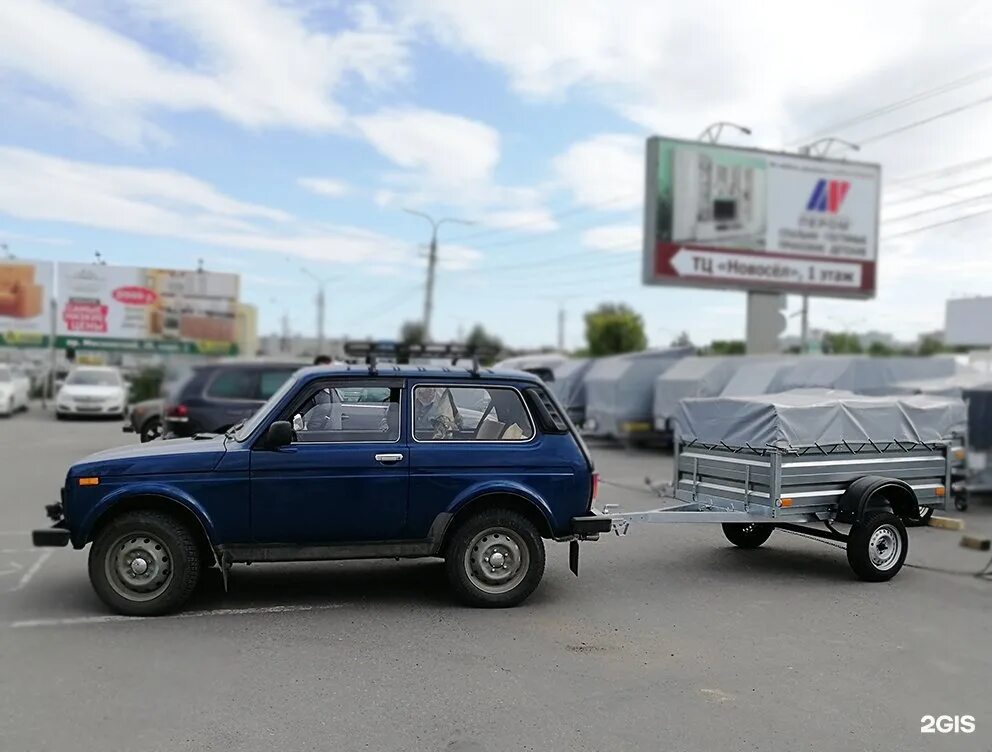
[860,93,992,144]
[882,206,992,240]
[341,282,422,326]
[445,193,639,244]
[883,190,992,224]
[887,154,992,185]
[884,174,992,205]
[792,65,992,144]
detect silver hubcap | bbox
[868,524,902,571]
[105,532,174,602]
[464,527,529,594]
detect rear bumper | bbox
[571,514,612,536]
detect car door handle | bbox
[374,453,404,464]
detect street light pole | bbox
[403,209,473,341]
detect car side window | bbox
[206,369,257,399]
[288,383,401,443]
[258,369,297,400]
[413,385,534,442]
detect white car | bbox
[0,364,30,417]
[56,366,128,419]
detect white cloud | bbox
[0,0,409,143]
[553,134,643,210]
[581,224,640,252]
[353,107,500,186]
[481,209,559,234]
[298,177,351,198]
[0,147,433,267]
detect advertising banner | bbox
[643,136,881,298]
[56,263,240,354]
[0,259,54,348]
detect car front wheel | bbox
[88,510,201,616]
[445,509,546,608]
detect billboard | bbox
[945,296,992,346]
[643,136,881,298]
[56,263,240,354]
[0,259,54,347]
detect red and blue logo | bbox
[806,179,850,213]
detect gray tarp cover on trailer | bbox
[719,358,796,397]
[653,357,741,422]
[585,348,690,436]
[548,358,595,412]
[778,356,958,395]
[676,391,966,448]
[887,371,992,398]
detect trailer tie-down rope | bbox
[778,529,992,580]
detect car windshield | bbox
[66,370,120,386]
[234,373,299,442]
[0,366,10,383]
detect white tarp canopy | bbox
[676,390,966,448]
[779,356,958,395]
[887,371,992,398]
[585,348,691,437]
[653,357,742,424]
[493,353,568,377]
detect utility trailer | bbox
[602,392,966,581]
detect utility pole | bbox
[403,209,473,341]
[300,268,329,356]
[557,305,566,351]
[799,295,809,354]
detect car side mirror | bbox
[264,420,293,449]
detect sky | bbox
[1,0,992,350]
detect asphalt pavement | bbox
[1,405,990,751]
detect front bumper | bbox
[33,501,70,547]
[57,402,124,415]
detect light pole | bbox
[403,209,473,341]
[797,138,860,158]
[300,268,330,356]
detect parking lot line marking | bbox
[14,551,51,591]
[0,531,32,536]
[1,548,36,554]
[10,603,346,628]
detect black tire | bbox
[954,496,968,512]
[722,522,774,549]
[846,511,908,582]
[444,508,545,608]
[140,416,163,443]
[88,510,201,616]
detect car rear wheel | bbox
[140,416,163,442]
[445,509,545,608]
[88,510,201,616]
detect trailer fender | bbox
[837,476,919,524]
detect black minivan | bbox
[163,361,304,437]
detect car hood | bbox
[60,385,125,399]
[71,435,227,477]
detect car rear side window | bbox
[206,369,257,400]
[258,369,297,399]
[413,385,534,442]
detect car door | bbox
[407,383,554,538]
[249,378,408,543]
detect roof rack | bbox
[342,340,499,377]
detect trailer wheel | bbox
[954,496,968,512]
[444,508,545,608]
[906,506,934,528]
[721,523,773,549]
[846,511,908,582]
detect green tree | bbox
[822,331,863,354]
[918,334,945,356]
[584,303,647,356]
[399,320,426,346]
[867,341,895,357]
[670,331,693,348]
[465,324,503,364]
[708,339,746,355]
